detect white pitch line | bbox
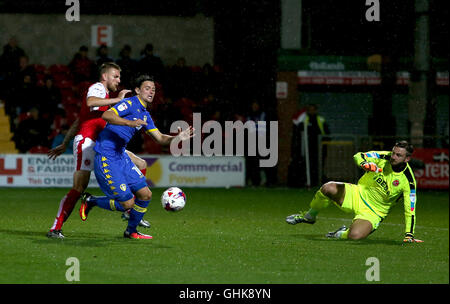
[317,216,449,231]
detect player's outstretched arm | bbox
[353,152,383,172]
[102,109,147,128]
[147,126,195,146]
[48,118,80,160]
[86,89,131,107]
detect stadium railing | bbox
[318,134,449,185]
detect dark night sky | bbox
[1,0,447,111]
[1,0,447,57]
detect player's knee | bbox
[73,185,86,194]
[136,188,152,201]
[120,199,135,210]
[347,230,368,240]
[320,182,337,197]
[72,172,90,193]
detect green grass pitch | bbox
[0,187,448,284]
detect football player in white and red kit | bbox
[47,62,149,239]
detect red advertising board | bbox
[412,148,449,189]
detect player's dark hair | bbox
[98,62,121,78]
[394,140,414,156]
[134,74,155,90]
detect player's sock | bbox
[126,199,150,233]
[306,189,331,221]
[337,229,349,239]
[50,189,81,231]
[90,196,126,212]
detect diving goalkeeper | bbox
[286,140,423,243]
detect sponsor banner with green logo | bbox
[278,53,449,86]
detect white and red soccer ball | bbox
[161,187,186,211]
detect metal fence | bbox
[317,135,449,185]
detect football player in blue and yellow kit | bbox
[79,75,194,239]
[286,141,423,243]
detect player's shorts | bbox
[340,183,385,231]
[93,151,148,202]
[73,135,96,171]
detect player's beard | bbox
[108,82,118,92]
[391,161,407,172]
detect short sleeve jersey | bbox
[77,82,110,140]
[94,95,158,158]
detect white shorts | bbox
[73,135,96,171]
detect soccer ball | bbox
[161,187,186,211]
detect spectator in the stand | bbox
[12,107,50,153]
[16,55,36,83]
[168,57,191,99]
[4,55,35,121]
[95,44,114,67]
[37,75,62,121]
[116,45,137,88]
[51,124,73,155]
[197,63,219,98]
[0,37,26,103]
[195,93,217,121]
[69,46,95,83]
[138,43,165,86]
[0,36,26,76]
[245,100,268,187]
[11,73,36,128]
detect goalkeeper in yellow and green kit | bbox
[286,140,423,242]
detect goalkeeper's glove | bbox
[361,162,383,173]
[403,233,424,243]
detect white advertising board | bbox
[0,154,245,188]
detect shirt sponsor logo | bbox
[117,103,128,112]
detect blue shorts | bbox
[94,152,148,202]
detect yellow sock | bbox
[307,190,331,219]
[338,229,349,239]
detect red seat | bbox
[33,64,47,74]
[76,81,92,96]
[190,66,202,73]
[60,87,74,99]
[18,112,31,122]
[36,79,45,87]
[28,145,50,154]
[64,103,80,113]
[62,95,75,106]
[55,79,73,89]
[36,73,46,81]
[49,64,70,75]
[65,111,79,125]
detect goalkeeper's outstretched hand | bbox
[361,162,383,173]
[403,233,424,243]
